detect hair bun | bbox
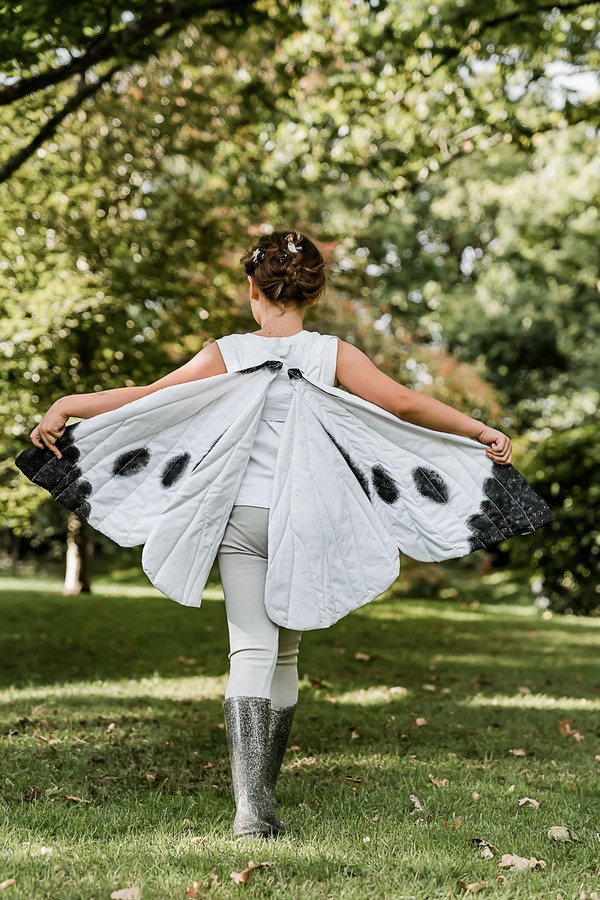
[239,229,326,308]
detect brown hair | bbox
[240,229,326,307]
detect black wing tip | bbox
[14,445,50,477]
[287,367,304,380]
[239,360,283,374]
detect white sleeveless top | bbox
[215,330,339,508]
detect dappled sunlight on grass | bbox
[0,674,227,705]
[320,685,410,705]
[466,692,600,711]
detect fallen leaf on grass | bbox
[177,656,197,666]
[354,652,371,662]
[63,795,91,804]
[557,719,584,741]
[409,794,424,812]
[595,755,600,763]
[579,891,600,900]
[35,734,60,746]
[508,748,526,757]
[499,854,546,870]
[471,791,480,800]
[230,861,274,885]
[547,825,580,842]
[110,888,142,900]
[0,879,17,890]
[443,813,464,828]
[428,773,448,788]
[345,775,363,783]
[457,880,489,893]
[186,883,202,898]
[105,724,128,741]
[518,797,540,809]
[469,838,497,859]
[415,717,428,727]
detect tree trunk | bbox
[63,513,94,594]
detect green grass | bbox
[0,566,599,899]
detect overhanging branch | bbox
[0,64,122,184]
[0,0,257,107]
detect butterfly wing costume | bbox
[15,360,554,630]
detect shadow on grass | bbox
[1,578,598,702]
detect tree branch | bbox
[0,64,122,184]
[425,0,600,76]
[0,0,256,107]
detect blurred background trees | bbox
[1,0,598,611]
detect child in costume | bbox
[19,229,552,841]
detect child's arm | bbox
[335,339,512,465]
[29,342,227,459]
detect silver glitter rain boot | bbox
[222,696,287,839]
[264,702,298,805]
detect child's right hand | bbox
[476,426,512,465]
[29,402,69,459]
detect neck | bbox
[255,306,305,336]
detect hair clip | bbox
[287,241,302,253]
[251,247,266,264]
[279,253,288,263]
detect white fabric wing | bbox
[14,363,280,552]
[285,369,554,561]
[15,358,554,631]
[141,383,272,607]
[265,388,400,630]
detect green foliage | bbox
[509,419,599,616]
[1,0,598,611]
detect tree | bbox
[2,0,598,607]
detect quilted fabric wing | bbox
[265,387,400,631]
[14,361,282,548]
[286,369,554,561]
[141,387,272,607]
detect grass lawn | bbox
[0,563,598,899]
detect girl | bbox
[29,229,512,841]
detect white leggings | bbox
[217,505,302,706]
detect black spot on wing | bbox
[324,429,371,500]
[287,368,303,380]
[412,467,450,504]
[113,448,151,477]
[466,462,554,551]
[371,464,400,504]
[161,452,191,488]
[239,360,283,374]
